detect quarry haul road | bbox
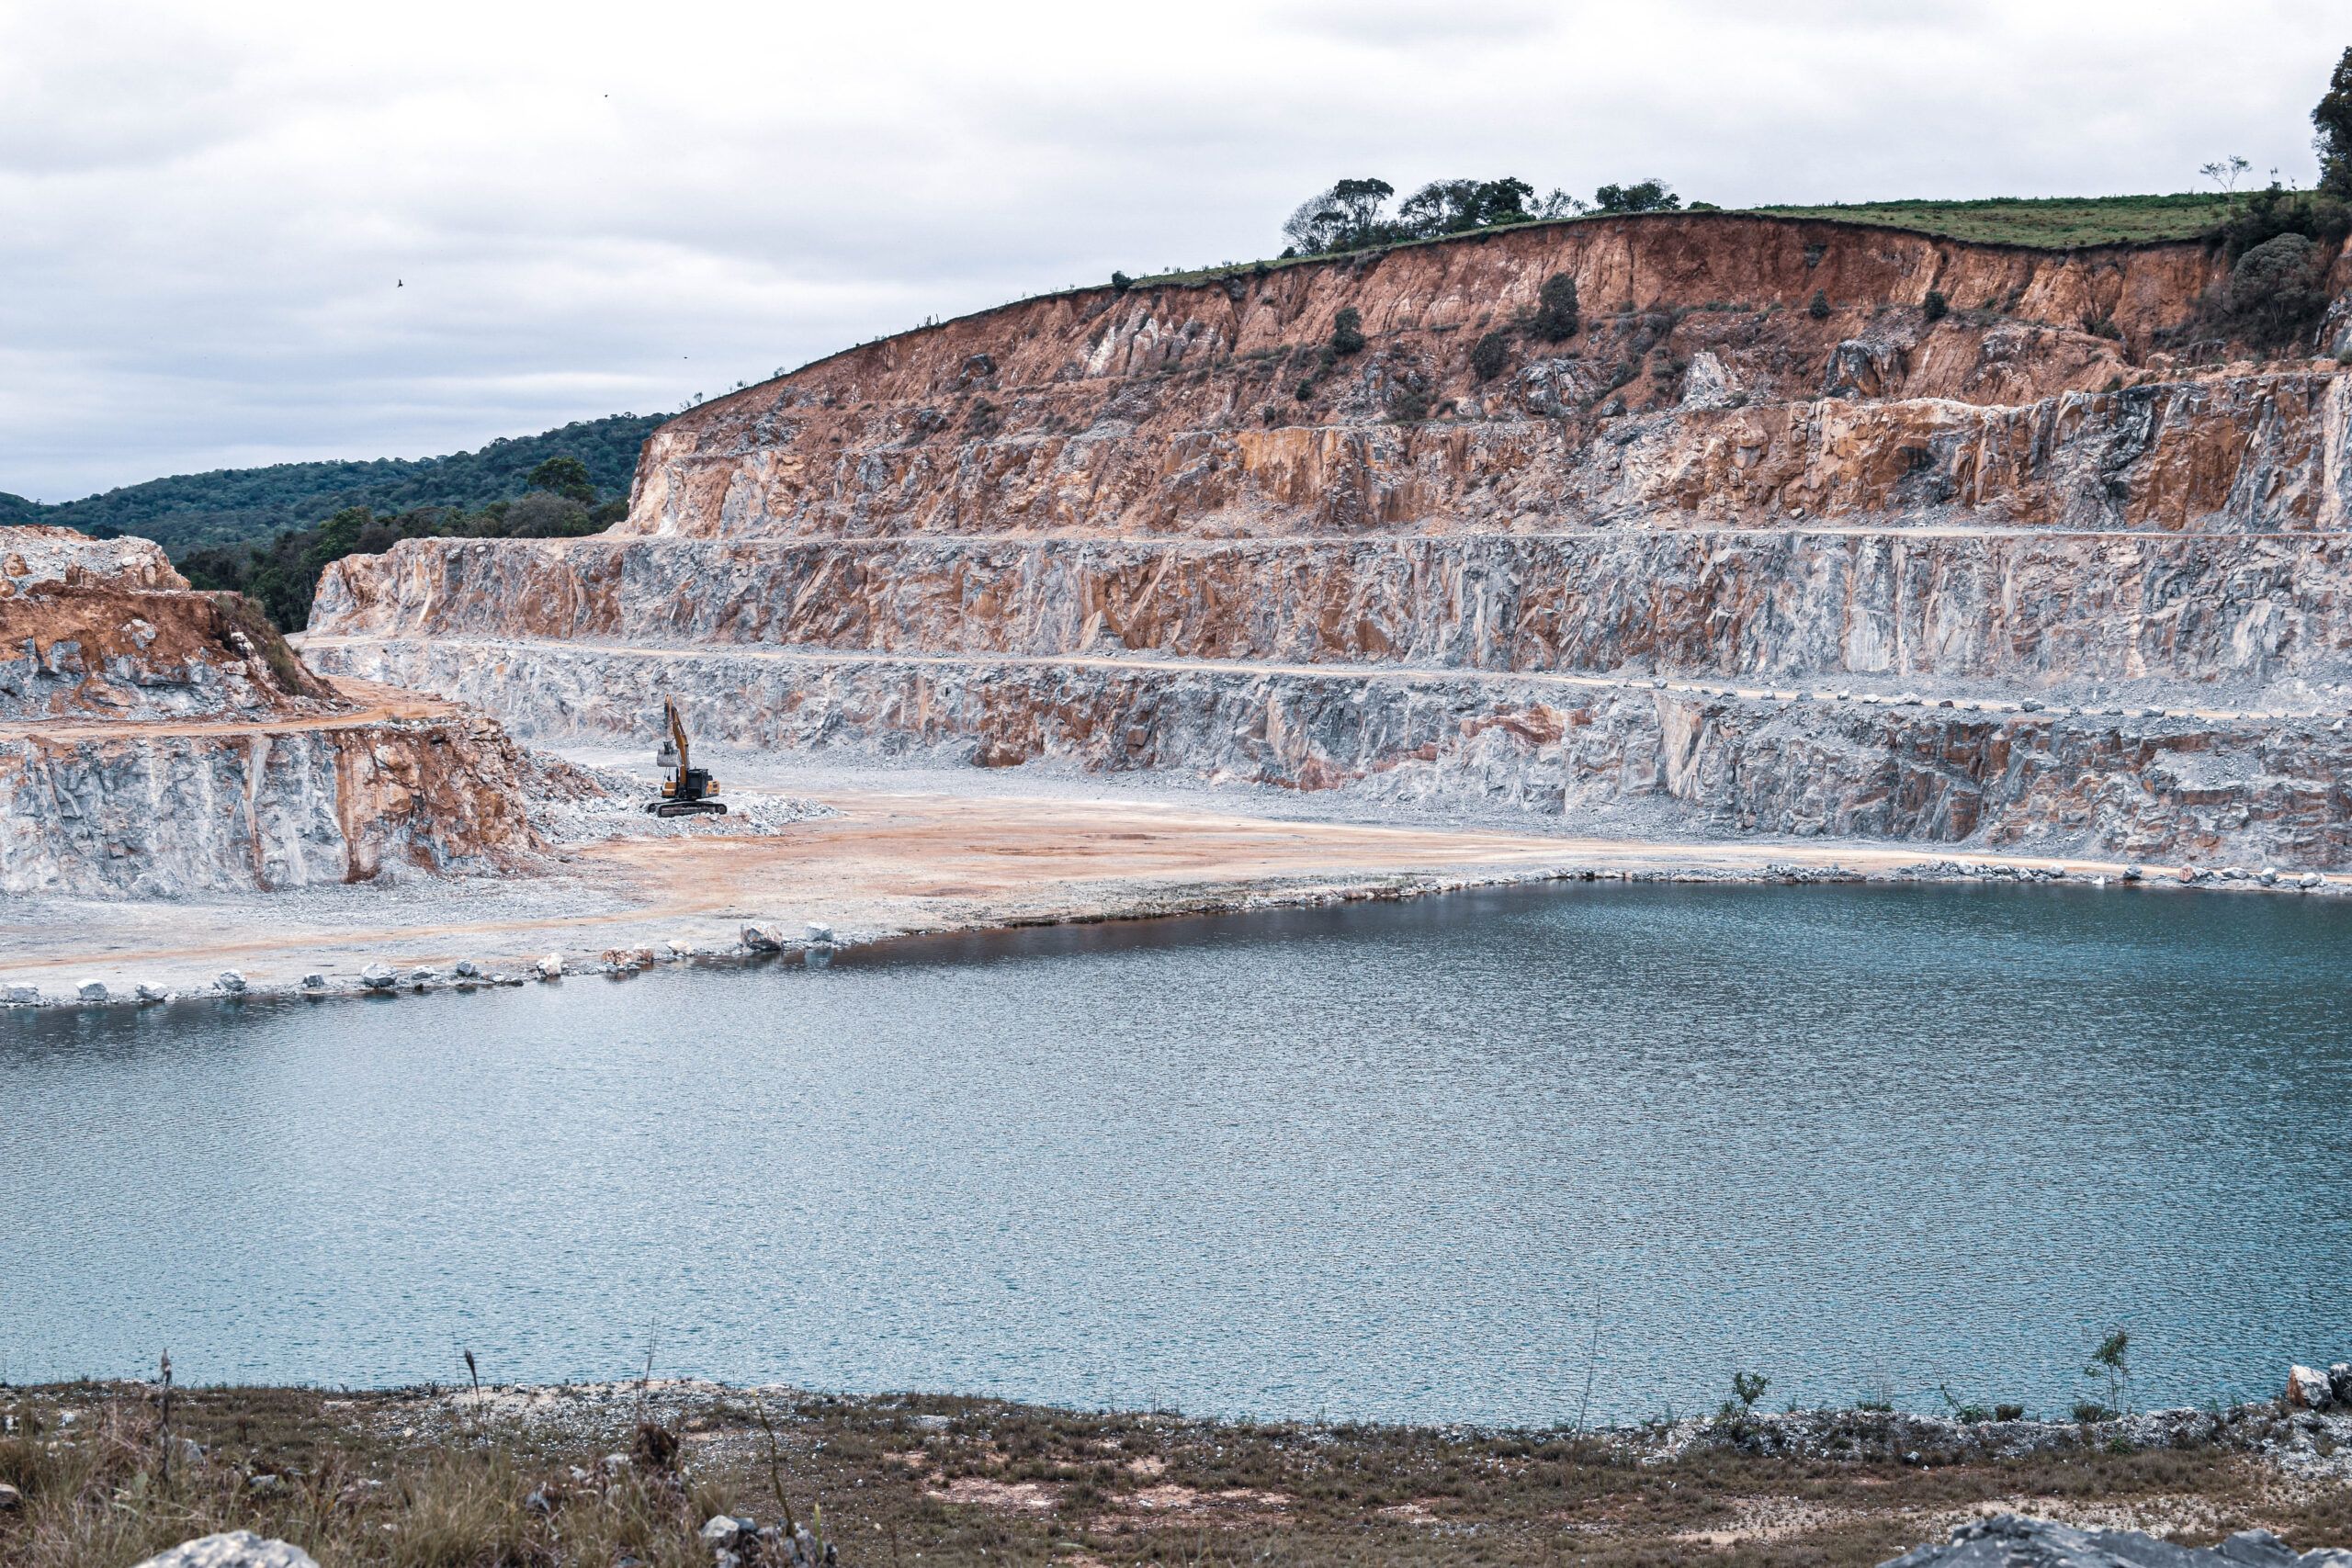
[0,781,2247,1006]
[0,678,461,740]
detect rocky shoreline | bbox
[5,830,2347,1014]
[7,1364,2349,1567]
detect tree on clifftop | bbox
[1283,178,1396,255]
[1398,177,1543,235]
[1591,178,1681,214]
[1278,175,1582,257]
[2316,45,2352,197]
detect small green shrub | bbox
[2082,1328,2133,1419]
[2219,185,2351,259]
[1111,271,1134,293]
[1923,288,1949,321]
[1330,307,1366,356]
[1808,289,1831,321]
[1532,273,1581,341]
[1470,329,1513,380]
[1995,1403,2026,1421]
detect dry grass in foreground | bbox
[3,1380,2348,1568]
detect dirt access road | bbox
[0,780,2199,1004]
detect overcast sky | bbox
[3,0,2345,501]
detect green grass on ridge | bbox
[1748,192,2247,247]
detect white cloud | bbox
[2,0,2344,499]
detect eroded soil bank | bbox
[4,1379,2348,1568]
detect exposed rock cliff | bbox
[309,213,2352,865]
[0,525,582,896]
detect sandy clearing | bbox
[0,780,2321,1005]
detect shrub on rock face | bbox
[1923,288,1949,322]
[1532,273,1580,341]
[1470,329,1513,380]
[1329,307,1366,356]
[1808,288,1831,321]
[2226,232,2329,348]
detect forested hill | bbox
[1,413,663,555]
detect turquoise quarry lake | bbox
[6,882,2348,1425]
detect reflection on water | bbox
[4,882,2348,1424]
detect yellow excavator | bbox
[646,696,727,818]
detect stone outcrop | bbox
[312,528,2352,692]
[1883,1514,2352,1567]
[0,525,584,896]
[0,715,566,896]
[307,212,2352,866]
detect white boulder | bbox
[536,953,564,979]
[77,978,108,1002]
[214,970,246,994]
[130,1531,321,1568]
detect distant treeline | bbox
[2,413,661,558]
[179,457,623,631]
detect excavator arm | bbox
[664,697,692,783]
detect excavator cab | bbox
[646,697,727,818]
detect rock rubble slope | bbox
[0,525,576,896]
[1884,1514,2352,1566]
[310,212,2352,865]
